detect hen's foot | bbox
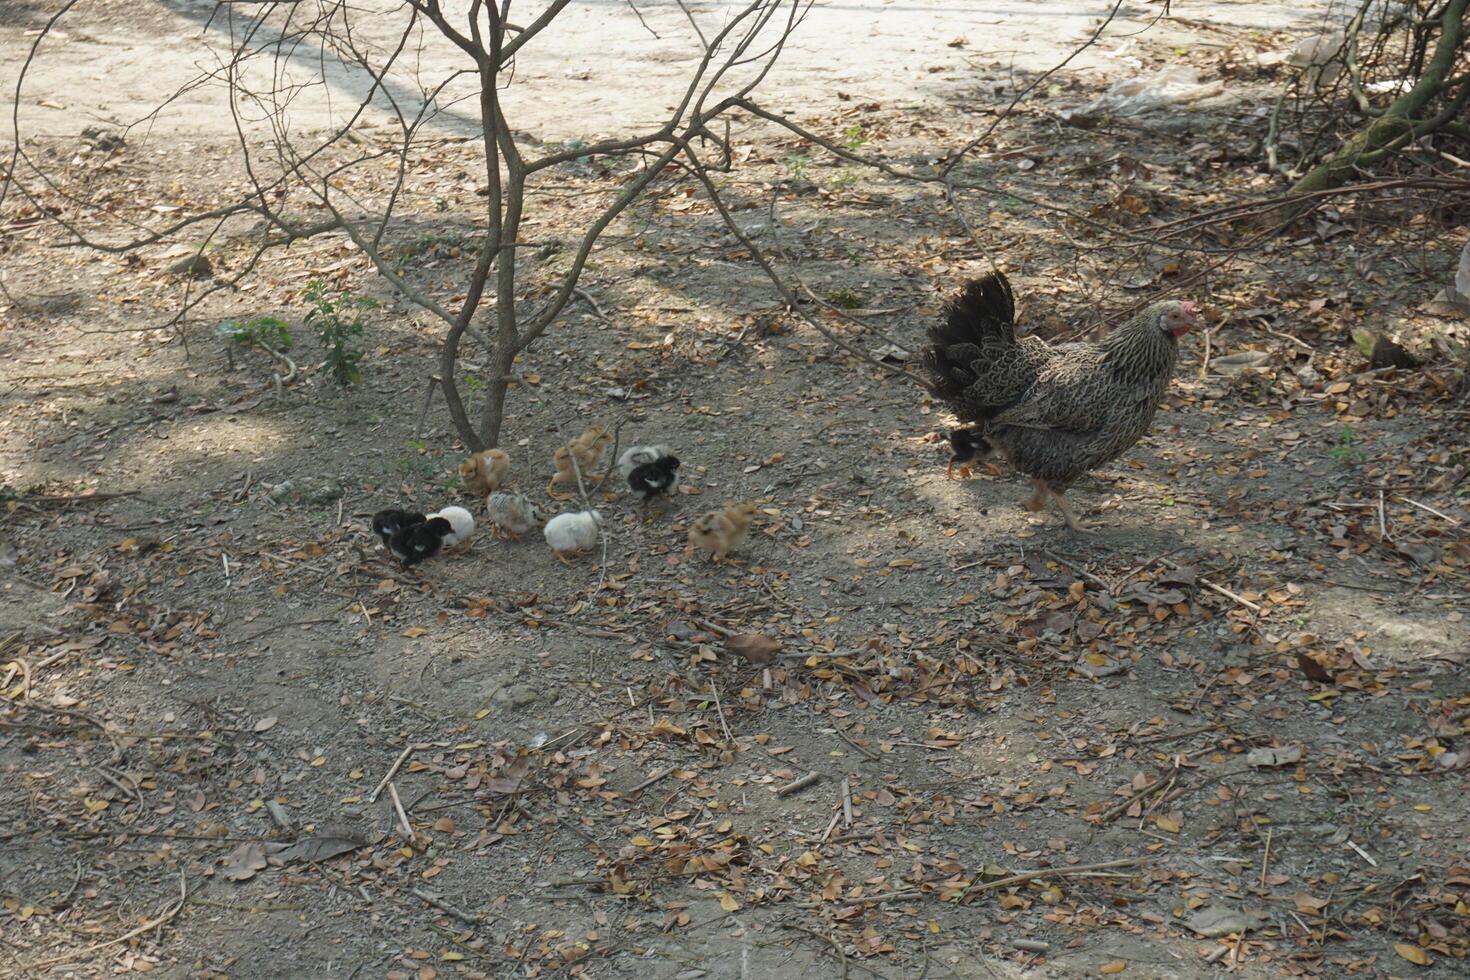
[1050,493,1097,534]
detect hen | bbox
[920,272,1198,531]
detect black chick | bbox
[387,517,452,567]
[372,508,426,547]
[946,428,991,478]
[628,455,681,502]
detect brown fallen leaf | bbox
[726,633,780,665]
[221,841,268,881]
[1295,651,1333,683]
[274,832,365,864]
[1393,942,1431,966]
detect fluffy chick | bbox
[544,510,602,563]
[427,505,476,550]
[685,502,758,562]
[459,449,509,496]
[945,428,991,479]
[372,508,426,547]
[388,517,452,567]
[485,491,542,539]
[628,455,680,502]
[549,425,611,497]
[615,444,672,478]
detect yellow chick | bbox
[548,425,610,497]
[459,449,509,497]
[684,503,759,562]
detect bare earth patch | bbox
[2,3,1469,979]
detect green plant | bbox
[303,279,376,386]
[782,152,811,183]
[216,315,293,353]
[1329,425,1366,465]
[394,438,439,479]
[841,124,867,150]
[825,288,864,310]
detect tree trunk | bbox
[1290,0,1469,193]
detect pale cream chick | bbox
[685,503,758,562]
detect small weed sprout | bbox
[304,279,377,386]
[1329,425,1366,465]
[216,315,292,355]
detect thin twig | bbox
[412,887,479,925]
[26,870,187,969]
[387,781,413,840]
[369,744,417,804]
[776,772,821,797]
[710,679,734,743]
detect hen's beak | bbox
[1175,301,1202,336]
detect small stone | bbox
[497,683,540,708]
[296,478,344,505]
[166,254,213,279]
[267,481,295,502]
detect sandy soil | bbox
[6,0,1341,141]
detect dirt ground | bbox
[3,2,1470,979]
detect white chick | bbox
[427,505,476,550]
[543,509,602,562]
[485,491,542,539]
[615,444,672,478]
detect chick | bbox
[388,517,452,567]
[548,425,611,497]
[485,491,542,539]
[426,505,476,551]
[371,508,426,547]
[628,455,680,502]
[615,444,672,478]
[544,510,602,563]
[685,502,758,562]
[945,427,990,479]
[459,449,509,497]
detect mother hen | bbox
[920,272,1199,531]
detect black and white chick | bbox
[628,454,680,502]
[945,428,991,479]
[387,516,453,568]
[615,444,672,479]
[372,508,427,547]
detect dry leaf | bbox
[274,833,365,864]
[726,633,780,665]
[1393,942,1430,966]
[253,715,279,733]
[221,841,268,882]
[1295,651,1333,683]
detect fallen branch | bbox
[960,857,1156,901]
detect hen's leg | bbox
[1050,491,1096,533]
[1022,479,1049,512]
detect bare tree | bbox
[1271,0,1469,192]
[5,1,815,450]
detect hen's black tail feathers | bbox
[919,271,1016,405]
